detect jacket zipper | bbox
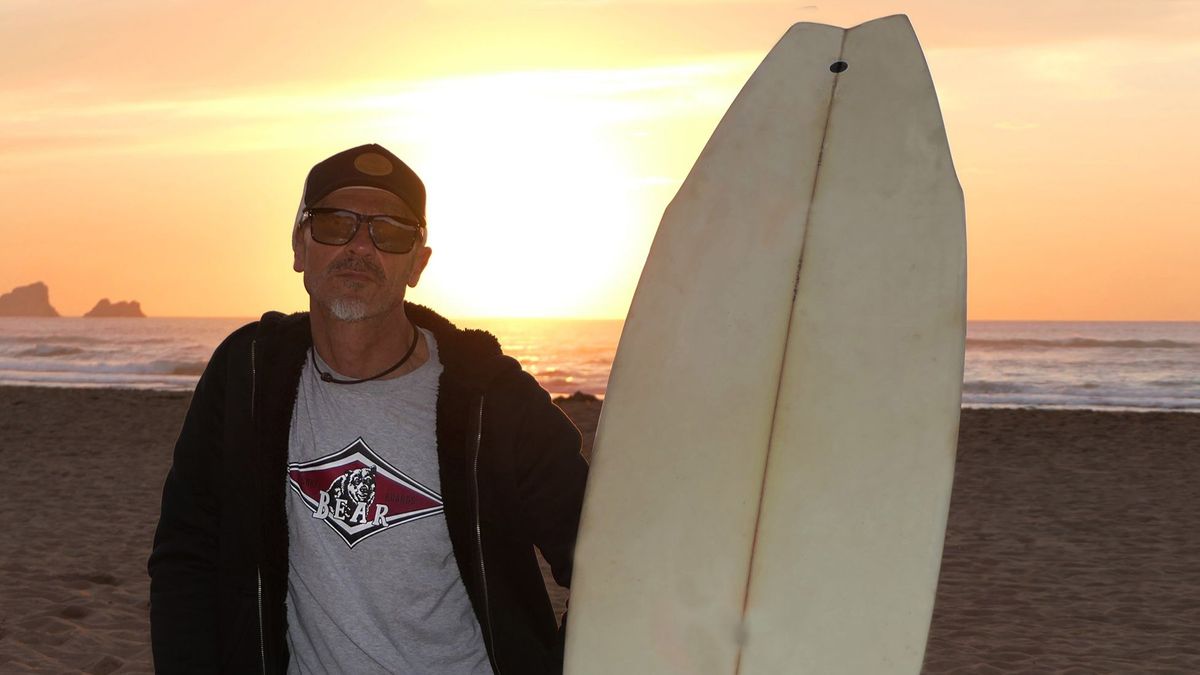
[257,567,266,675]
[472,394,501,675]
[252,340,266,675]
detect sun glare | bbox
[357,72,645,318]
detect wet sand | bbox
[0,386,1197,672]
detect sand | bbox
[923,409,1200,673]
[1,386,1197,673]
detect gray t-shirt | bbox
[285,328,493,674]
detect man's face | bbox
[292,186,431,322]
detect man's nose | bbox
[347,219,376,254]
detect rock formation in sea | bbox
[84,299,146,318]
[0,281,59,317]
[553,390,600,403]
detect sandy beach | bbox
[1,386,1197,673]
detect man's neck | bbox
[309,303,428,380]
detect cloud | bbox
[419,0,1200,47]
[0,55,760,160]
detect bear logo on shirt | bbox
[310,466,378,525]
[331,466,376,508]
[287,437,444,548]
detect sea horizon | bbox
[1,317,1198,413]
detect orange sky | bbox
[1,0,1197,320]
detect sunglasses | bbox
[302,208,425,254]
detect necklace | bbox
[311,325,421,385]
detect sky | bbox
[1,0,1198,320]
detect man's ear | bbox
[407,246,433,287]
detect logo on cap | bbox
[353,152,394,177]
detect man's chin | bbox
[326,298,372,322]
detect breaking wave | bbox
[16,344,86,357]
[962,380,1027,395]
[0,358,207,377]
[967,338,1198,350]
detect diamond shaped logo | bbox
[287,437,443,548]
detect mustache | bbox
[327,254,385,282]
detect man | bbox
[149,144,589,673]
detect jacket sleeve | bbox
[147,336,233,672]
[512,379,590,588]
[510,378,590,658]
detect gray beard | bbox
[327,298,370,322]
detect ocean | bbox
[0,317,1197,412]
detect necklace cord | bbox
[312,324,421,385]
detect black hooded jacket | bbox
[148,303,589,673]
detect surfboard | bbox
[564,15,965,675]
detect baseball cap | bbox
[300,143,427,225]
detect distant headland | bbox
[0,282,145,317]
[0,282,58,316]
[85,299,146,318]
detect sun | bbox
[362,71,644,318]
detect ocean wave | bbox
[967,337,1198,350]
[120,337,178,346]
[0,358,207,377]
[0,334,175,348]
[0,371,198,391]
[536,374,606,391]
[0,334,100,346]
[962,393,1200,412]
[963,401,1200,413]
[1147,378,1200,388]
[15,344,86,357]
[163,361,206,376]
[962,380,1027,394]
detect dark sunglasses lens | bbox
[370,218,420,253]
[309,210,358,245]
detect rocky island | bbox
[84,299,146,318]
[0,282,59,316]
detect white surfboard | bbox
[565,15,965,675]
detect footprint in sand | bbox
[54,572,120,590]
[86,655,124,675]
[84,573,119,586]
[59,605,91,620]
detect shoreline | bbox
[1,384,1197,416]
[1,387,1197,671]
